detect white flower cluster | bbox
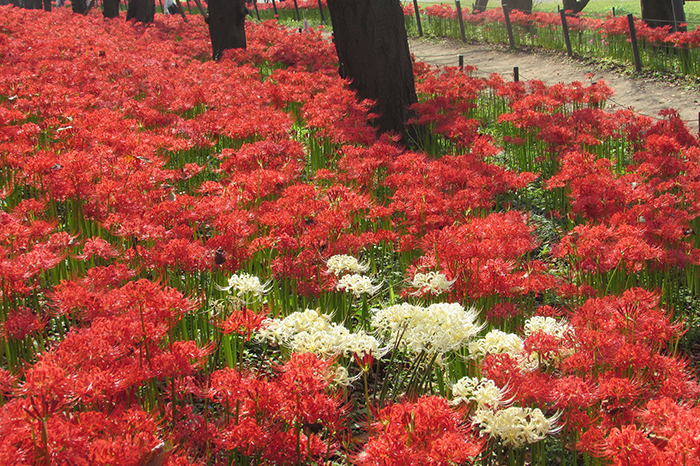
[257,308,381,358]
[523,316,571,339]
[325,254,369,276]
[472,406,561,448]
[217,272,272,299]
[335,274,382,297]
[468,329,538,372]
[372,302,483,354]
[468,329,524,358]
[452,376,509,411]
[409,271,456,296]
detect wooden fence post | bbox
[559,9,573,57]
[293,0,300,21]
[455,0,467,43]
[271,0,278,16]
[502,3,515,49]
[513,66,519,82]
[627,13,642,72]
[317,0,325,23]
[253,0,260,20]
[459,54,464,71]
[413,0,423,37]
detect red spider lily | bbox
[604,425,666,466]
[634,397,700,464]
[302,79,377,145]
[2,306,47,342]
[556,223,664,274]
[547,150,636,221]
[422,4,457,20]
[354,396,484,465]
[0,399,166,466]
[3,5,700,465]
[424,211,554,299]
[215,307,268,341]
[209,353,344,463]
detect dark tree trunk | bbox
[640,0,674,29]
[71,0,87,12]
[207,0,248,61]
[562,0,589,15]
[43,0,51,11]
[103,0,119,17]
[473,0,488,13]
[504,0,532,13]
[8,0,19,7]
[26,0,43,9]
[326,0,417,145]
[126,0,155,22]
[641,0,686,31]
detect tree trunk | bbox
[26,0,43,9]
[504,0,532,13]
[473,0,488,13]
[562,0,589,15]
[43,0,51,11]
[72,0,87,13]
[103,0,120,17]
[207,0,247,60]
[126,0,155,22]
[640,0,676,29]
[326,0,417,145]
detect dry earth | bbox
[408,37,700,133]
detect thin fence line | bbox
[408,45,697,127]
[405,3,700,28]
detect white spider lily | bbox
[216,272,272,299]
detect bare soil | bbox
[408,37,700,133]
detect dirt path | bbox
[408,38,700,133]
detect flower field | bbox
[1,6,700,466]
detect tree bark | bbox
[473,0,488,13]
[207,0,248,61]
[504,0,532,14]
[103,0,120,17]
[562,0,589,15]
[326,0,418,145]
[126,0,155,22]
[43,0,51,11]
[640,0,677,29]
[72,0,87,13]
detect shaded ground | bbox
[409,37,700,133]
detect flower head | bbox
[452,376,509,411]
[409,271,456,296]
[217,272,272,299]
[472,406,561,448]
[325,254,369,276]
[335,274,382,297]
[523,316,570,339]
[258,309,383,358]
[373,302,483,354]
